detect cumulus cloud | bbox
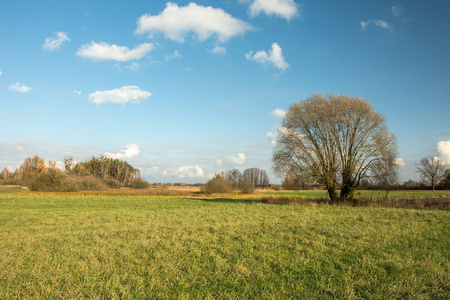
[360,20,390,31]
[271,108,286,118]
[9,82,32,93]
[227,152,246,165]
[136,2,252,43]
[43,32,70,51]
[76,42,154,61]
[88,86,151,105]
[245,42,289,70]
[163,166,205,178]
[165,50,182,61]
[394,157,405,166]
[210,46,226,55]
[248,0,299,21]
[104,144,140,159]
[437,140,450,165]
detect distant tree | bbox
[273,94,398,201]
[20,155,48,181]
[416,157,446,191]
[441,169,450,190]
[225,169,242,184]
[1,167,12,180]
[242,168,270,188]
[282,172,314,190]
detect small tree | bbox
[20,155,48,181]
[416,157,446,191]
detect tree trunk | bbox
[327,187,338,201]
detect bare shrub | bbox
[29,169,82,192]
[80,175,109,191]
[130,178,151,189]
[239,177,255,194]
[201,176,233,194]
[103,177,122,188]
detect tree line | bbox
[0,155,150,191]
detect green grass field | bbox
[0,194,449,299]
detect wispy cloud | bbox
[227,152,246,165]
[126,62,141,71]
[165,50,182,61]
[210,46,227,55]
[360,20,390,31]
[9,82,32,93]
[88,86,151,105]
[248,0,300,21]
[104,144,140,159]
[245,42,289,70]
[0,70,2,76]
[136,2,252,43]
[73,90,81,95]
[390,5,403,17]
[43,32,70,51]
[76,42,154,61]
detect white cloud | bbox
[104,144,140,159]
[163,166,205,178]
[216,159,223,166]
[248,0,299,21]
[165,50,182,61]
[360,20,390,31]
[437,140,450,165]
[73,90,81,95]
[9,82,32,93]
[126,62,141,71]
[76,42,153,61]
[43,32,70,51]
[227,152,246,165]
[0,70,2,76]
[271,108,286,118]
[88,86,151,105]
[245,42,289,70]
[136,2,252,43]
[210,46,226,55]
[0,110,2,116]
[394,157,405,166]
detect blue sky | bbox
[1,0,449,183]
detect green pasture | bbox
[262,189,450,199]
[0,194,449,299]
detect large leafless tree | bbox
[416,157,446,191]
[273,94,398,201]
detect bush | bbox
[80,175,109,191]
[239,178,255,194]
[201,176,233,194]
[130,178,151,189]
[103,177,122,188]
[29,169,82,192]
[0,178,28,186]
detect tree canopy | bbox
[273,94,398,201]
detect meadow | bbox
[0,190,449,299]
